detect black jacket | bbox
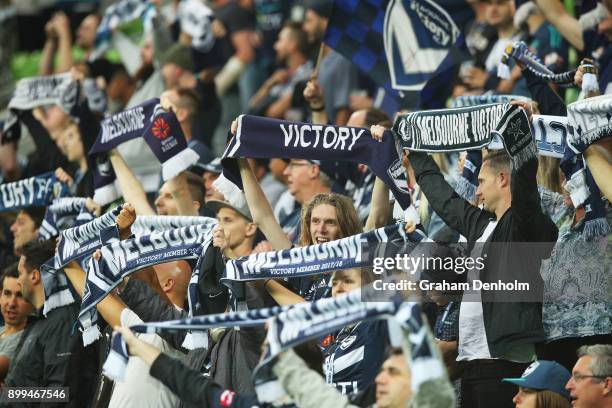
[410,152,558,358]
[150,353,262,408]
[3,303,99,407]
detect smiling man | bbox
[280,159,332,244]
[566,345,612,408]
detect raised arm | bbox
[364,177,391,231]
[109,149,156,215]
[52,12,74,73]
[39,19,58,75]
[534,0,583,51]
[303,79,328,125]
[238,156,292,250]
[63,259,127,328]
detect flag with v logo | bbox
[324,0,472,109]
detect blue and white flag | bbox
[92,0,154,61]
[325,0,471,108]
[89,98,199,204]
[177,0,216,53]
[0,173,69,212]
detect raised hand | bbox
[117,203,137,240]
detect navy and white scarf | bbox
[38,197,91,240]
[54,205,123,268]
[566,93,612,154]
[89,98,199,205]
[131,215,217,236]
[213,114,412,210]
[560,145,610,240]
[393,103,510,152]
[92,0,154,61]
[256,294,445,403]
[221,223,420,287]
[8,73,74,111]
[451,94,531,108]
[0,173,69,212]
[492,104,537,169]
[40,261,77,317]
[103,299,292,381]
[79,225,214,345]
[177,0,216,53]
[497,41,599,93]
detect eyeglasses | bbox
[571,373,611,382]
[288,161,312,169]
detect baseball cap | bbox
[159,43,195,72]
[191,157,223,176]
[207,199,253,222]
[502,360,571,401]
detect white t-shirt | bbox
[457,221,497,361]
[108,309,183,408]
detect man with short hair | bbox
[463,0,523,93]
[10,207,45,256]
[191,157,226,203]
[160,88,214,164]
[207,200,258,259]
[5,239,98,406]
[374,348,413,408]
[566,345,612,408]
[394,120,558,407]
[0,264,33,383]
[248,22,313,119]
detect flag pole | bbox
[311,43,326,80]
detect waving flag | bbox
[324,0,472,109]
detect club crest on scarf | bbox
[152,117,171,140]
[384,0,460,91]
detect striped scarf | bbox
[38,198,92,240]
[79,225,215,346]
[497,41,599,93]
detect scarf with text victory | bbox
[213,114,412,210]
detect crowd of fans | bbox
[0,0,611,407]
